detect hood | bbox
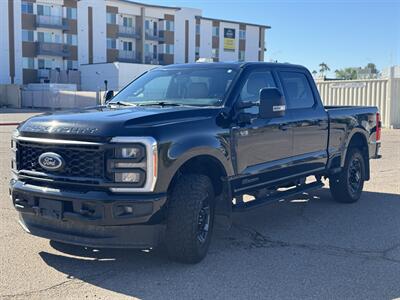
[18,106,219,141]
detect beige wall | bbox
[316,71,400,128]
[0,85,22,108]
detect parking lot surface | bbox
[1,111,399,299]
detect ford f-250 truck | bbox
[10,62,381,263]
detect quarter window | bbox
[280,71,315,109]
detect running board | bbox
[232,181,324,212]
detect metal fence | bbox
[316,67,400,128]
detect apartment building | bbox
[0,0,270,85]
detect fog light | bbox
[115,172,142,183]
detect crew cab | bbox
[10,62,381,263]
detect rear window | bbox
[280,71,315,109]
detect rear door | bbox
[277,69,329,174]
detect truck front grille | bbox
[17,141,106,180]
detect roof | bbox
[159,62,305,70]
[196,16,271,29]
[110,0,181,10]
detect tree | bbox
[366,63,379,78]
[335,68,357,80]
[319,62,330,78]
[312,70,318,77]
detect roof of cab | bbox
[158,62,307,71]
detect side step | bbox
[232,181,324,212]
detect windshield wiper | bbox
[108,101,137,107]
[137,101,183,107]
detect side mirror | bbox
[259,88,286,119]
[104,90,114,103]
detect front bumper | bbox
[10,180,167,248]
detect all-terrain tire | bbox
[330,147,366,203]
[165,174,215,264]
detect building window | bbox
[37,4,52,16]
[107,38,117,49]
[239,29,246,40]
[107,13,117,24]
[65,34,77,46]
[166,20,174,31]
[122,41,133,51]
[21,2,33,14]
[195,46,200,58]
[66,60,78,70]
[23,57,35,69]
[239,50,245,61]
[196,24,200,35]
[22,30,34,42]
[212,26,219,37]
[165,44,174,54]
[65,7,77,20]
[212,48,219,59]
[123,17,133,27]
[38,59,53,69]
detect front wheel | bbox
[330,148,366,203]
[165,174,215,264]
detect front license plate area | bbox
[39,198,63,220]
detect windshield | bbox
[110,67,238,107]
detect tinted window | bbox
[240,71,276,102]
[239,71,276,114]
[280,71,315,109]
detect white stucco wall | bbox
[80,62,155,91]
[199,19,212,59]
[245,25,259,61]
[0,0,10,84]
[77,0,107,66]
[174,7,202,64]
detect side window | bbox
[239,71,276,114]
[280,71,315,109]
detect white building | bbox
[0,0,270,86]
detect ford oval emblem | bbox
[38,152,64,171]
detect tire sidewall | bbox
[344,149,365,201]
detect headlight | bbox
[115,145,145,161]
[108,137,157,193]
[114,170,145,183]
[11,129,19,174]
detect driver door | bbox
[231,67,293,194]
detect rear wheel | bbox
[330,148,366,203]
[165,174,215,264]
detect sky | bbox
[144,0,400,76]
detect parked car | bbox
[10,62,381,263]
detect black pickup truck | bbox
[10,62,381,263]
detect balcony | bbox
[36,15,69,30]
[144,55,159,65]
[118,50,141,63]
[118,26,141,39]
[145,29,163,42]
[36,42,70,57]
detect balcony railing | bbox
[118,50,141,63]
[36,42,70,57]
[144,55,159,65]
[145,29,163,41]
[36,15,69,30]
[118,26,141,39]
[37,69,50,79]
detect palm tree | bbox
[319,62,330,78]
